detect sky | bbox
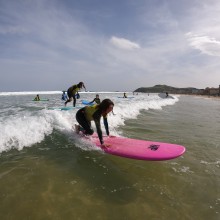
[0,0,220,92]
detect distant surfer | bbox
[34,94,40,101]
[166,92,169,98]
[123,92,127,98]
[61,91,68,101]
[65,82,86,107]
[75,99,114,147]
[90,94,101,104]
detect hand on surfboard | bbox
[101,143,111,148]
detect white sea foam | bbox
[0,91,125,96]
[200,160,220,166]
[0,113,52,152]
[0,92,179,153]
[0,91,62,96]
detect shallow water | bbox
[0,93,219,220]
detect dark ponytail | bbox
[99,99,114,112]
[77,82,84,88]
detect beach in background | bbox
[0,92,219,220]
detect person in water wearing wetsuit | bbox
[34,94,40,101]
[65,82,86,107]
[75,99,114,146]
[90,94,101,104]
[123,92,127,98]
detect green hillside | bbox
[134,85,198,94]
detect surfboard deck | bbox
[81,100,95,106]
[84,134,185,161]
[117,97,134,99]
[49,106,82,111]
[32,99,49,101]
[158,93,174,99]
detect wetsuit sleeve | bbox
[90,98,95,103]
[103,117,109,136]
[93,110,103,144]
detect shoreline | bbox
[180,94,220,100]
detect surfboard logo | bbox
[148,144,160,151]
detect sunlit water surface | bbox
[0,92,219,220]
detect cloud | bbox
[0,26,29,35]
[186,32,220,57]
[110,36,140,50]
[1,0,220,91]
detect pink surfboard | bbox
[89,135,185,161]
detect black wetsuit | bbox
[66,85,79,106]
[76,107,109,144]
[91,98,101,104]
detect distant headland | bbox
[134,84,220,97]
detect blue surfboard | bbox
[48,106,82,111]
[117,97,134,99]
[158,93,174,99]
[81,100,95,106]
[32,99,49,101]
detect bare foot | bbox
[101,144,111,148]
[75,124,80,134]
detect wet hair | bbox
[99,99,114,112]
[77,82,84,88]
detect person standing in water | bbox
[65,82,86,107]
[123,92,127,98]
[75,99,114,146]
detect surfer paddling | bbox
[34,94,40,101]
[75,99,114,147]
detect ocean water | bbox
[0,92,219,220]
